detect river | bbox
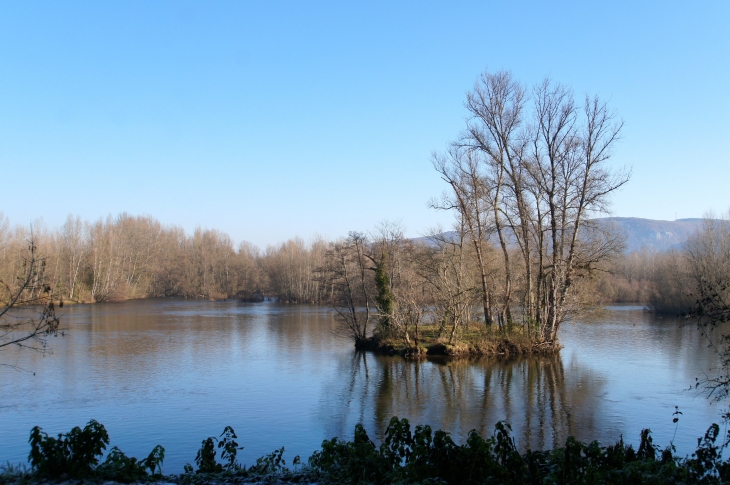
[0,299,726,473]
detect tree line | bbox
[0,207,618,349]
[0,212,330,305]
[4,207,725,351]
[591,213,730,315]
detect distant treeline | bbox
[594,213,730,314]
[1,210,727,318]
[0,212,328,304]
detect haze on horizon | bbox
[1,1,728,248]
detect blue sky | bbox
[1,1,728,247]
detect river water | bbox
[0,299,727,473]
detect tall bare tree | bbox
[322,232,374,343]
[432,147,497,326]
[462,71,529,326]
[60,215,88,301]
[527,81,628,342]
[433,70,628,343]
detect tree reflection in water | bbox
[321,351,607,452]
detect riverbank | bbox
[354,323,562,358]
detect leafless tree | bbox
[527,81,628,342]
[432,147,497,326]
[416,225,479,344]
[368,221,436,347]
[0,235,60,361]
[60,215,88,301]
[263,237,327,303]
[684,212,730,400]
[463,70,529,326]
[433,70,628,344]
[322,232,374,343]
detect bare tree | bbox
[60,215,88,302]
[0,235,60,360]
[433,70,628,344]
[417,225,478,344]
[232,241,265,302]
[322,232,374,343]
[432,147,497,326]
[527,81,628,342]
[463,70,528,326]
[686,213,730,400]
[369,221,436,348]
[263,237,327,303]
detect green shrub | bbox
[21,417,730,484]
[28,419,109,478]
[96,445,165,482]
[27,420,164,482]
[186,425,243,474]
[308,417,730,485]
[249,447,289,476]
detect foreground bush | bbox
[10,417,730,484]
[27,419,164,482]
[20,421,300,483]
[308,417,730,484]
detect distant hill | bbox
[414,217,713,254]
[595,217,708,253]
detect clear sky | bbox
[1,1,728,247]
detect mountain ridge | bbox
[414,217,716,254]
[596,217,707,253]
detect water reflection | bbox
[323,351,607,451]
[0,301,727,472]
